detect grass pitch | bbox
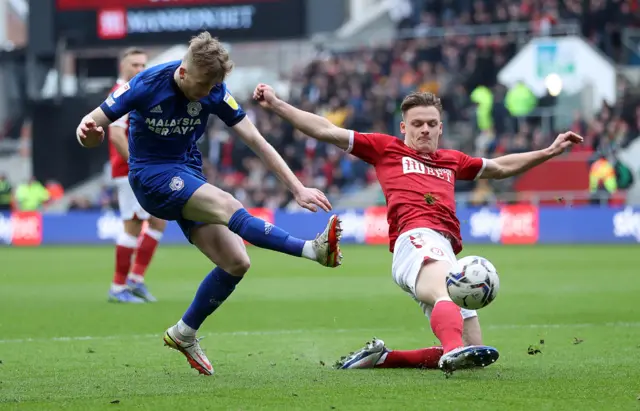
[0,244,639,410]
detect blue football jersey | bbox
[99,60,246,169]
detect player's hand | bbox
[547,131,583,156]
[77,117,105,142]
[253,84,278,109]
[294,187,332,213]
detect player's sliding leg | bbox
[414,260,498,374]
[182,183,342,267]
[379,315,482,369]
[335,317,484,369]
[126,217,167,302]
[163,224,250,376]
[462,315,483,346]
[335,338,443,369]
[109,218,145,303]
[390,229,498,375]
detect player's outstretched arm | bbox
[479,131,583,179]
[76,107,113,148]
[232,116,332,213]
[253,84,351,151]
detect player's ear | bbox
[400,121,406,135]
[179,67,186,79]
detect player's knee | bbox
[149,217,167,232]
[186,185,244,225]
[203,189,243,223]
[218,192,243,221]
[224,254,251,276]
[123,219,143,236]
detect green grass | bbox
[0,244,639,410]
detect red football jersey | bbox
[107,80,129,178]
[347,131,485,254]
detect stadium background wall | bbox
[1,206,639,247]
[31,96,109,189]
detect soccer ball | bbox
[446,255,500,310]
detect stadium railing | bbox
[317,21,582,52]
[396,21,582,40]
[455,190,627,208]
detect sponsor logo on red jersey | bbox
[401,157,453,183]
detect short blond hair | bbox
[185,31,233,82]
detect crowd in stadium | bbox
[181,0,640,210]
[4,0,640,212]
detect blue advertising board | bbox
[1,206,639,246]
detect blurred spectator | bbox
[45,180,64,203]
[98,185,118,210]
[589,157,617,202]
[15,177,49,211]
[0,174,12,211]
[50,0,640,210]
[68,197,94,211]
[505,81,537,125]
[395,0,640,60]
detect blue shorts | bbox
[129,164,206,241]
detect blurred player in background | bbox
[255,84,583,375]
[108,47,167,304]
[76,32,342,376]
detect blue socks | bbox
[227,208,305,257]
[181,267,242,330]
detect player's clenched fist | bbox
[253,83,279,108]
[76,117,105,148]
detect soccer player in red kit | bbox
[254,84,583,374]
[107,47,167,303]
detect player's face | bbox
[180,66,219,101]
[400,105,442,154]
[120,53,147,81]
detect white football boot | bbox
[312,214,343,268]
[163,325,214,376]
[334,338,388,369]
[438,345,499,376]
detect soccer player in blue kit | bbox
[75,32,343,376]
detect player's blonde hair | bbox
[400,92,443,115]
[185,31,234,83]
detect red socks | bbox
[131,229,162,277]
[430,299,464,353]
[373,300,464,369]
[113,228,162,286]
[114,244,135,285]
[376,347,443,369]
